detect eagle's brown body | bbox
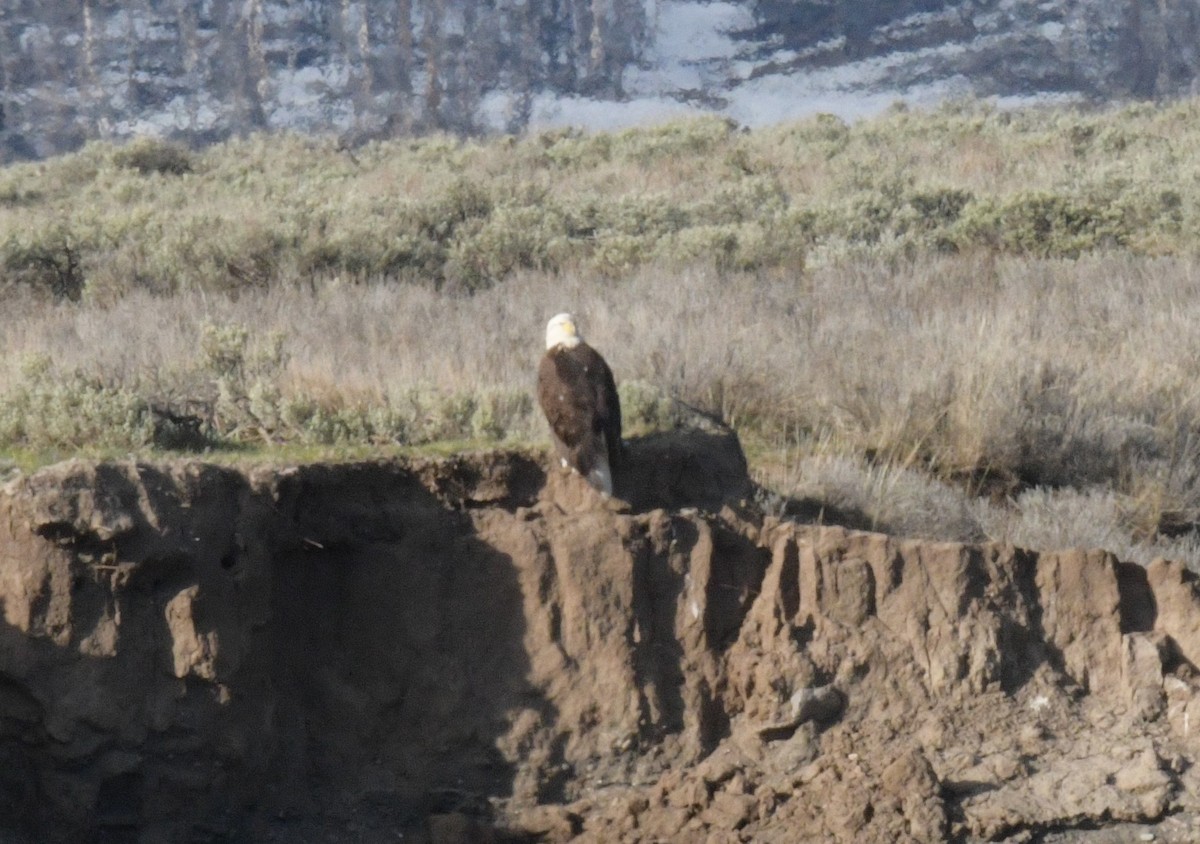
[537,339,622,495]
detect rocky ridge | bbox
[0,427,1199,842]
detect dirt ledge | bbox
[0,428,1199,843]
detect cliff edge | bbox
[1,427,1199,842]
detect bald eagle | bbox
[537,313,622,496]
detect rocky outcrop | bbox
[0,427,1199,842]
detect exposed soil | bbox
[1,426,1199,843]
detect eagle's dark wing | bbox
[586,345,622,471]
[537,342,622,480]
[537,347,597,473]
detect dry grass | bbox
[7,100,1200,566]
[5,253,1200,564]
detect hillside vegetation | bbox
[4,99,1200,565]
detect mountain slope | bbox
[3,1,1200,161]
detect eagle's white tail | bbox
[587,441,614,498]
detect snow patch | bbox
[652,1,754,64]
[526,92,702,133]
[503,0,1085,133]
[1040,21,1065,41]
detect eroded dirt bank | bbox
[1,429,1200,843]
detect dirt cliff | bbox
[1,427,1199,843]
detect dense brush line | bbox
[4,99,1200,300]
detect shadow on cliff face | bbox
[617,426,753,514]
[0,458,565,843]
[0,461,265,843]
[264,462,550,835]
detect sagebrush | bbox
[5,99,1200,568]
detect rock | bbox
[504,804,580,843]
[880,749,947,841]
[1,449,1200,841]
[1115,748,1173,816]
[428,812,495,844]
[699,791,756,830]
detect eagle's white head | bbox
[546,312,583,350]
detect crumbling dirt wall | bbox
[1,431,1199,843]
